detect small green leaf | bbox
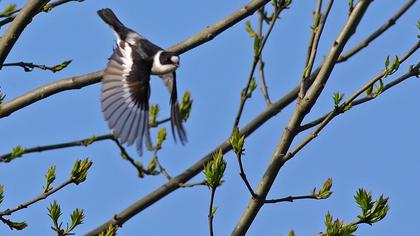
[179,91,193,121]
[2,218,28,230]
[203,149,227,189]
[288,230,295,236]
[44,165,56,192]
[98,224,118,236]
[0,4,16,16]
[71,158,93,185]
[48,200,62,230]
[253,36,261,56]
[149,104,160,126]
[50,60,72,73]
[66,208,84,233]
[317,178,333,199]
[210,207,218,218]
[373,79,384,96]
[245,21,256,37]
[343,102,352,111]
[147,158,157,173]
[354,188,373,217]
[230,127,245,155]
[333,92,344,108]
[81,136,97,146]
[156,128,167,148]
[10,145,25,159]
[247,78,257,98]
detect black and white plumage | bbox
[97,8,187,156]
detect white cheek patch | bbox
[151,50,178,75]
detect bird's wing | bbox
[159,72,187,144]
[101,41,153,156]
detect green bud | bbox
[149,104,160,126]
[203,149,227,189]
[44,166,56,192]
[156,128,167,148]
[50,60,72,73]
[180,91,193,121]
[10,145,25,159]
[332,92,344,108]
[71,158,92,185]
[81,136,97,146]
[230,127,245,155]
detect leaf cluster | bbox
[230,127,245,156]
[354,188,389,225]
[324,212,358,236]
[179,91,193,121]
[203,149,227,189]
[70,159,92,184]
[48,200,84,236]
[311,178,333,200]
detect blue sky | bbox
[0,0,419,235]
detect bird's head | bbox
[160,51,180,67]
[151,51,180,75]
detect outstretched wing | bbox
[101,41,153,156]
[159,72,187,144]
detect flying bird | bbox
[97,8,187,155]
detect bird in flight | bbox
[97,8,187,156]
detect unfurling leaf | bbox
[0,4,16,16]
[98,224,118,236]
[317,178,333,199]
[44,165,56,192]
[2,218,27,230]
[333,92,344,108]
[48,200,62,228]
[68,208,84,232]
[324,212,358,236]
[247,78,257,98]
[81,136,97,146]
[230,127,245,155]
[180,91,193,121]
[355,188,389,225]
[156,128,167,148]
[50,60,72,73]
[149,104,160,126]
[203,149,227,189]
[10,145,25,159]
[71,158,93,184]
[373,79,384,96]
[288,230,295,236]
[245,21,256,37]
[253,36,261,56]
[384,56,400,77]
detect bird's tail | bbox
[97,8,128,39]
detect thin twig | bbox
[208,187,216,236]
[337,0,417,62]
[236,152,257,198]
[0,178,73,217]
[299,0,333,99]
[264,194,318,203]
[152,149,172,180]
[297,42,419,135]
[257,7,272,106]
[0,134,113,162]
[232,4,285,130]
[2,60,71,73]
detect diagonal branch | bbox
[337,0,417,62]
[0,0,50,68]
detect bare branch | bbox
[0,179,73,217]
[337,0,417,62]
[299,0,333,99]
[2,60,72,73]
[264,194,318,204]
[0,70,103,118]
[257,7,272,106]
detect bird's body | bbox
[97,8,187,155]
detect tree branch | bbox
[0,178,73,217]
[337,0,417,62]
[257,7,272,106]
[232,1,372,234]
[0,0,50,68]
[264,194,318,204]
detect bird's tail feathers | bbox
[97,8,128,39]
